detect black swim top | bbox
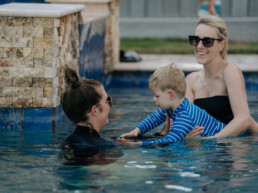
[62,125,120,165]
[194,96,234,124]
[64,125,118,151]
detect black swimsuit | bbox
[194,96,234,124]
[62,125,120,165]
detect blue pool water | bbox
[1,88,258,192]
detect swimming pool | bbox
[1,88,258,192]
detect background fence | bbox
[1,0,258,41]
[119,0,258,41]
[120,0,258,18]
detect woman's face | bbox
[96,86,112,128]
[193,24,223,65]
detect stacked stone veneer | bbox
[0,14,80,108]
[46,0,120,75]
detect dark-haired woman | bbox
[61,68,121,165]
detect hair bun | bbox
[65,68,81,88]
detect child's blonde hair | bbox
[149,63,186,98]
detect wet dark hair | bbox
[61,68,102,125]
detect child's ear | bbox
[168,89,176,100]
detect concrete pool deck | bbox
[115,54,258,72]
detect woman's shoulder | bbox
[186,70,203,82]
[223,62,241,74]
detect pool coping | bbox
[114,54,258,72]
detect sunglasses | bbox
[106,96,113,107]
[189,36,222,48]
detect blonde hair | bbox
[149,63,186,98]
[197,15,228,60]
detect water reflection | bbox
[62,147,123,166]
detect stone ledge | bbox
[114,54,258,72]
[0,3,85,18]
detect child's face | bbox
[152,89,173,110]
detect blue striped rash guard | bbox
[137,97,226,145]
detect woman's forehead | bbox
[195,24,218,36]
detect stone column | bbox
[46,0,120,74]
[0,3,85,108]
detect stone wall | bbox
[46,0,120,74]
[0,14,80,108]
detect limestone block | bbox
[12,57,33,67]
[33,48,44,58]
[31,77,53,87]
[54,18,60,27]
[43,87,53,98]
[22,67,45,77]
[24,87,43,97]
[44,48,53,58]
[34,37,53,48]
[0,48,3,57]
[3,27,23,38]
[0,97,12,107]
[4,48,23,57]
[34,18,54,27]
[0,58,12,67]
[13,97,33,107]
[12,77,33,87]
[12,17,34,26]
[43,27,54,38]
[0,87,24,97]
[34,58,52,68]
[0,36,13,47]
[0,77,12,87]
[52,96,60,107]
[33,98,52,108]
[23,26,43,38]
[13,37,33,48]
[44,67,55,78]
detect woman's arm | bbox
[214,63,254,137]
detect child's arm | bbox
[120,109,166,138]
[143,116,194,145]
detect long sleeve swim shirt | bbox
[137,97,226,145]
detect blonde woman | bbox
[187,15,258,137]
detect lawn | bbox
[120,38,258,54]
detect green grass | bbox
[120,38,258,54]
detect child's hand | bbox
[120,128,141,138]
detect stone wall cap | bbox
[0,3,85,18]
[46,0,113,3]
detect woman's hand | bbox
[120,128,141,138]
[185,126,203,138]
[156,113,172,136]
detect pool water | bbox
[1,88,258,193]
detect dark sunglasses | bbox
[106,96,113,107]
[189,35,222,48]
